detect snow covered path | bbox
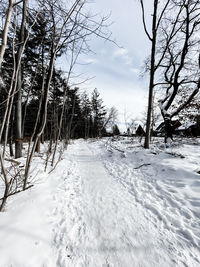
[59,141,169,267]
[1,139,200,267]
[51,140,200,267]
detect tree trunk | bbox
[0,0,13,70]
[0,153,9,211]
[9,108,14,157]
[15,66,22,158]
[24,49,56,189]
[144,0,158,149]
[15,0,27,158]
[35,138,40,153]
[164,116,173,147]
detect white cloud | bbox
[113,48,128,57]
[112,48,133,66]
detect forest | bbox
[0,0,119,211]
[0,1,200,266]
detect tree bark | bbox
[164,115,173,146]
[15,0,27,158]
[0,0,13,70]
[144,0,158,149]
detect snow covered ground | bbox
[0,137,200,267]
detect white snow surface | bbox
[0,137,200,267]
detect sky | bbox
[59,0,153,128]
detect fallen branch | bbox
[109,144,125,153]
[134,163,151,169]
[166,152,185,158]
[5,158,21,165]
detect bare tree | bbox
[140,0,200,146]
[103,106,118,130]
[140,0,170,148]
[23,0,111,187]
[0,0,113,209]
[0,2,38,210]
[50,37,82,168]
[155,0,200,145]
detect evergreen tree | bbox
[91,88,107,137]
[80,91,92,139]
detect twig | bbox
[48,153,63,174]
[0,184,34,201]
[134,163,151,169]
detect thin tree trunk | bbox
[23,66,47,187]
[9,107,14,157]
[0,152,9,211]
[15,66,22,158]
[164,116,173,146]
[24,50,56,189]
[15,0,27,158]
[144,0,158,149]
[0,13,17,145]
[0,0,13,69]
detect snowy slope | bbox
[0,138,200,267]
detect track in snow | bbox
[51,140,199,267]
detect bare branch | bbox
[139,0,152,41]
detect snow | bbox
[177,121,196,130]
[0,137,200,266]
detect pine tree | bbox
[81,91,92,139]
[91,88,107,137]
